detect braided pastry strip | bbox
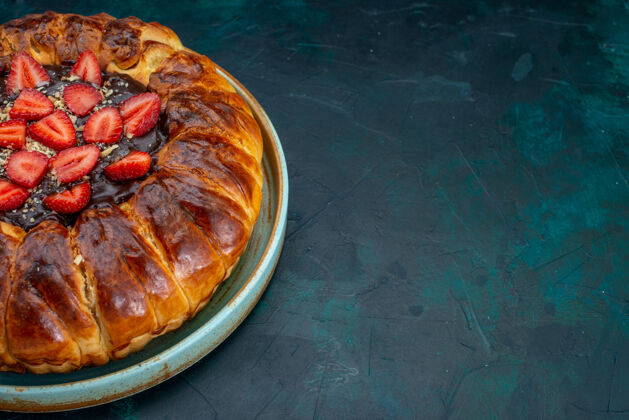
[0,11,263,373]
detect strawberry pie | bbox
[0,11,263,373]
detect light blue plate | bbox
[0,67,289,412]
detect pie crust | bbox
[0,11,263,373]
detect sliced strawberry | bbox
[70,50,102,86]
[119,92,160,138]
[83,107,123,144]
[0,179,29,211]
[104,150,151,181]
[49,145,99,183]
[63,83,102,116]
[43,182,91,214]
[6,51,50,95]
[0,119,26,149]
[5,150,48,188]
[9,88,54,120]
[28,110,76,151]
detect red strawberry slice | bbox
[28,110,76,151]
[104,150,151,181]
[49,145,100,183]
[70,50,102,86]
[6,51,50,95]
[6,150,49,189]
[9,88,54,120]
[63,83,102,116]
[43,182,91,214]
[0,119,26,149]
[0,179,29,211]
[119,92,160,138]
[83,107,123,144]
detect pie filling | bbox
[0,60,167,231]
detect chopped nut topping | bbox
[100,144,119,158]
[25,137,55,157]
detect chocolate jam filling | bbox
[0,65,168,231]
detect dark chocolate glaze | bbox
[0,65,167,231]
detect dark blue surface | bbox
[1,0,629,418]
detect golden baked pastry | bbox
[0,11,263,373]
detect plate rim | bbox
[0,66,289,412]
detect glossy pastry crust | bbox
[0,11,263,373]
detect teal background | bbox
[1,0,629,418]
